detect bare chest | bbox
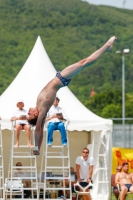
[120,173,131,179]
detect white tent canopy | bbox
[0,36,112,200]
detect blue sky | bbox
[83,0,133,10]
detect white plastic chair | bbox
[3,178,24,199]
[74,181,93,200]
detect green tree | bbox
[85,89,133,124]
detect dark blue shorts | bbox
[125,184,132,192]
[56,71,71,86]
[79,182,92,189]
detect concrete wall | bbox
[2,129,91,179]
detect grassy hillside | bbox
[0,0,133,105]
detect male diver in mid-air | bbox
[27,36,117,155]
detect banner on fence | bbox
[112,147,133,174]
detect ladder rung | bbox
[47,145,67,148]
[12,166,36,169]
[24,187,39,190]
[13,145,32,148]
[46,167,69,169]
[98,168,108,170]
[45,187,71,190]
[45,177,70,180]
[9,177,38,180]
[12,156,35,158]
[13,152,31,154]
[47,156,69,158]
[98,181,109,183]
[44,151,67,155]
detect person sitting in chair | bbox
[111,165,122,199]
[13,162,24,177]
[10,100,33,148]
[13,162,31,198]
[46,97,68,146]
[115,162,133,200]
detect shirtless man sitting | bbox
[27,36,117,155]
[115,162,133,200]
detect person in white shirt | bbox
[76,148,94,200]
[13,162,31,198]
[46,97,68,146]
[10,100,33,148]
[13,162,24,177]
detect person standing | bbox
[76,148,94,200]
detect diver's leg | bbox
[61,36,116,79]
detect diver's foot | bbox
[106,36,117,51]
[14,143,19,148]
[33,150,40,156]
[27,142,34,148]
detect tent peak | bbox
[36,35,42,43]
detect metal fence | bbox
[113,124,133,148]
